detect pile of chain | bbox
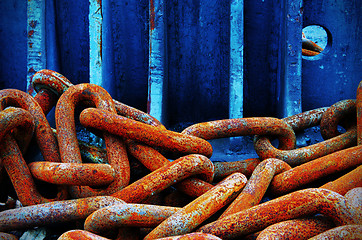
[0,69,361,240]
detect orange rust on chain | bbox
[181,117,296,150]
[319,165,362,195]
[154,233,223,240]
[0,89,62,163]
[145,173,247,239]
[213,158,260,179]
[254,126,356,166]
[269,145,362,196]
[80,108,213,157]
[256,216,335,240]
[219,158,291,218]
[126,139,214,198]
[29,162,115,187]
[308,225,362,240]
[0,196,125,232]
[198,188,359,239]
[320,99,356,140]
[0,232,18,240]
[58,230,111,240]
[344,187,362,211]
[55,83,130,198]
[282,107,327,131]
[85,204,181,235]
[0,107,67,206]
[357,81,362,145]
[111,154,214,203]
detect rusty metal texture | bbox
[358,81,362,145]
[320,165,362,195]
[28,162,115,186]
[154,233,223,240]
[32,69,73,114]
[0,89,61,163]
[308,225,362,240]
[219,158,291,218]
[85,204,181,235]
[256,216,335,240]
[282,107,327,132]
[0,196,125,232]
[126,139,213,198]
[269,145,362,196]
[111,154,214,203]
[0,232,18,240]
[213,158,260,179]
[344,187,362,211]
[0,107,35,154]
[0,108,67,206]
[55,83,130,198]
[181,117,296,151]
[198,188,359,239]
[79,108,213,157]
[254,126,357,166]
[320,99,356,140]
[145,173,247,239]
[58,230,111,240]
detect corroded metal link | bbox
[55,83,130,198]
[58,230,111,240]
[29,162,115,187]
[344,187,362,211]
[0,196,125,232]
[213,158,260,179]
[181,117,296,151]
[0,108,67,206]
[282,107,327,132]
[0,107,35,154]
[155,233,223,240]
[308,225,362,240]
[357,81,362,145]
[145,173,247,239]
[269,145,362,196]
[111,154,214,203]
[256,216,335,240]
[80,108,213,157]
[0,89,61,163]
[0,232,18,240]
[198,188,359,239]
[254,126,357,166]
[320,99,356,140]
[85,204,181,235]
[219,158,291,218]
[320,165,362,195]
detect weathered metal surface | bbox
[256,216,335,240]
[0,232,18,240]
[28,162,115,186]
[0,196,124,232]
[85,204,181,235]
[111,154,214,203]
[320,165,362,196]
[181,118,296,151]
[145,173,247,239]
[213,158,260,179]
[308,225,362,240]
[219,158,291,218]
[58,230,111,240]
[320,99,356,140]
[55,83,130,198]
[80,108,213,157]
[344,187,362,211]
[357,81,362,145]
[269,146,362,196]
[198,188,359,239]
[155,233,222,240]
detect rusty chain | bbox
[0,70,360,239]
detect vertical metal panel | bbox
[27,0,46,96]
[302,0,361,110]
[89,0,103,86]
[148,0,167,123]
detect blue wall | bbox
[0,0,360,129]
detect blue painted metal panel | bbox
[302,0,361,110]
